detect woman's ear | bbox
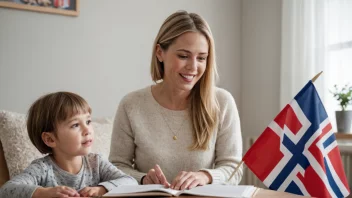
[156,44,163,63]
[42,132,57,148]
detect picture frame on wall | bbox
[0,0,79,16]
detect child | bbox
[0,92,138,198]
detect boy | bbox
[0,92,138,198]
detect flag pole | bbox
[228,160,244,181]
[311,71,323,83]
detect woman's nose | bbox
[186,58,197,71]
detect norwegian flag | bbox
[243,81,350,197]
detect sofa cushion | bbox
[90,117,114,159]
[0,141,9,187]
[0,110,113,181]
[0,111,43,179]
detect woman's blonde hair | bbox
[151,10,219,150]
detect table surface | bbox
[252,188,310,197]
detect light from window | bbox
[325,0,352,131]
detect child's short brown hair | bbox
[27,92,91,154]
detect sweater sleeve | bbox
[200,89,243,185]
[109,96,147,184]
[97,154,138,191]
[0,160,45,198]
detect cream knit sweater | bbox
[109,86,243,185]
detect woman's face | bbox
[157,32,209,92]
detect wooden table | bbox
[335,133,352,140]
[252,188,311,197]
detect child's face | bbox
[53,112,94,157]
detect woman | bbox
[109,10,243,190]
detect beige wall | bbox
[0,0,283,138]
[241,0,282,138]
[0,0,241,117]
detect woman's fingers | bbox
[171,171,187,189]
[171,173,181,189]
[145,165,170,185]
[188,179,200,189]
[143,176,152,184]
[180,176,195,190]
[150,172,161,184]
[147,169,160,184]
[154,164,170,187]
[173,172,193,190]
[170,171,209,190]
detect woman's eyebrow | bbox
[176,49,191,53]
[176,49,208,55]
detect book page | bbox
[179,185,257,198]
[103,184,181,197]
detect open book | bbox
[103,184,257,197]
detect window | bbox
[325,0,352,130]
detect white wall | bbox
[0,0,283,139]
[0,0,241,117]
[241,0,282,138]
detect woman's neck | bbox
[51,153,83,175]
[152,82,190,110]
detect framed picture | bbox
[0,0,79,16]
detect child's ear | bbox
[42,132,56,148]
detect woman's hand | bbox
[32,186,80,198]
[170,171,212,190]
[142,164,170,187]
[79,186,107,197]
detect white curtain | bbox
[324,0,352,130]
[281,0,352,130]
[280,0,328,108]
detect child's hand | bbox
[79,186,107,197]
[32,186,80,198]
